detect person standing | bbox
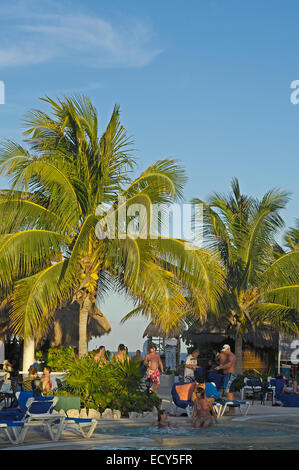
[113,344,129,364]
[93,346,107,366]
[184,350,200,382]
[132,349,146,372]
[215,344,237,412]
[144,344,164,394]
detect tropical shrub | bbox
[63,356,160,415]
[36,346,77,371]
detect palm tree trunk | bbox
[235,332,243,374]
[23,336,35,372]
[78,296,92,358]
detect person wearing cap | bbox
[184,350,200,382]
[215,344,237,412]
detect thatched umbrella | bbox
[41,301,111,348]
[0,301,111,348]
[143,322,184,339]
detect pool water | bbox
[95,423,288,438]
[92,422,299,450]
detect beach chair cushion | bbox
[27,400,54,415]
[175,383,196,401]
[171,382,195,408]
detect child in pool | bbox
[193,389,217,428]
[152,409,179,428]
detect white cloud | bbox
[0,1,163,69]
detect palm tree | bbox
[0,95,224,362]
[192,178,299,373]
[285,219,299,250]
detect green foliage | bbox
[64,356,160,414]
[36,346,77,371]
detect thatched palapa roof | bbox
[0,301,111,347]
[183,322,279,350]
[143,321,183,339]
[45,302,111,348]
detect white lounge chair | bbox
[62,416,98,438]
[18,396,65,443]
[0,421,27,444]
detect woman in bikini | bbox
[193,389,217,428]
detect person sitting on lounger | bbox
[22,366,42,392]
[41,366,52,394]
[283,379,299,394]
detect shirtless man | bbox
[215,344,237,413]
[144,344,164,394]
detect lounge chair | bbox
[0,421,26,444]
[18,391,98,439]
[204,382,250,417]
[275,378,299,407]
[240,377,263,403]
[62,416,98,438]
[171,382,196,417]
[0,392,65,444]
[18,396,65,442]
[171,381,250,419]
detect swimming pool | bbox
[92,420,299,450]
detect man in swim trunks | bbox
[215,344,237,413]
[144,344,164,394]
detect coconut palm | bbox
[191,178,299,373]
[0,95,224,360]
[285,219,299,250]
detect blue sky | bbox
[0,0,298,352]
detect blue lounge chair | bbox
[16,392,98,439]
[204,382,250,417]
[171,382,195,417]
[62,416,98,438]
[275,379,299,407]
[171,381,250,419]
[0,421,26,444]
[0,392,65,444]
[0,391,98,441]
[171,381,222,417]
